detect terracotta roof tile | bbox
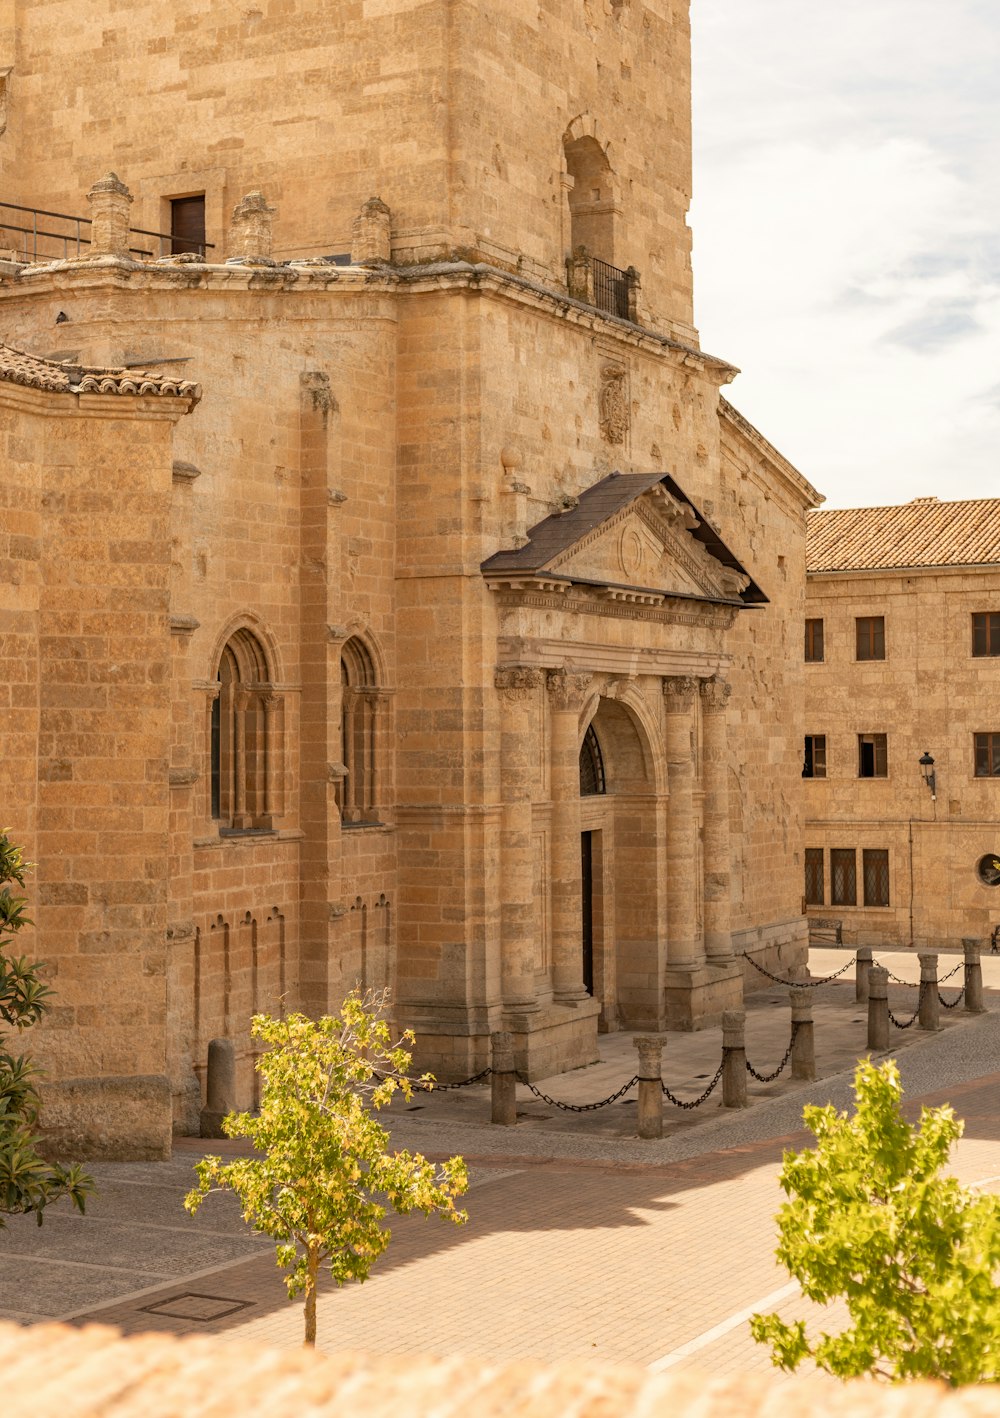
[0,343,201,402]
[807,496,1000,572]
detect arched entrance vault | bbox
[578,693,662,1032]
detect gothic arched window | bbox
[579,724,606,797]
[341,637,380,825]
[211,628,279,832]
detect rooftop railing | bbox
[0,200,214,263]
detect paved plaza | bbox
[3,948,1000,1379]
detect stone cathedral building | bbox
[0,0,820,1156]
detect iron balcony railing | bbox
[591,256,631,320]
[0,200,215,263]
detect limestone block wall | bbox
[805,565,1000,949]
[0,379,191,1158]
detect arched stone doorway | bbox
[579,696,659,1031]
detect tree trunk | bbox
[304,1245,319,1347]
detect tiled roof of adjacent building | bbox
[807,496,1000,572]
[0,343,201,401]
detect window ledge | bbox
[341,819,392,832]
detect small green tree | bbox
[185,991,469,1346]
[0,830,94,1224]
[751,1058,1000,1384]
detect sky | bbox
[689,1,1000,509]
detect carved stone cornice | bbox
[495,666,544,703]
[662,675,698,713]
[546,669,593,713]
[699,675,732,713]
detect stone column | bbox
[867,966,889,1051]
[233,688,249,828]
[490,1031,517,1126]
[918,952,940,1031]
[200,1037,236,1138]
[496,668,543,1013]
[261,693,279,824]
[228,190,275,263]
[663,676,699,969]
[86,172,133,258]
[964,940,985,1014]
[721,1010,748,1108]
[633,1035,665,1140]
[855,946,873,1003]
[699,675,733,963]
[351,196,392,265]
[790,991,816,1081]
[547,670,592,1003]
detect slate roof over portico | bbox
[482,470,767,605]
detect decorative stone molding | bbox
[172,460,202,482]
[165,919,195,942]
[327,488,348,505]
[599,364,628,445]
[228,190,276,264]
[351,196,392,266]
[168,766,200,786]
[328,903,348,920]
[327,762,348,781]
[85,172,133,258]
[546,669,592,712]
[169,613,200,634]
[662,675,698,712]
[699,675,732,713]
[495,666,544,703]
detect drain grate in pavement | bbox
[139,1293,256,1322]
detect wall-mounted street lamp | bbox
[919,750,936,801]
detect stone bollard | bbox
[490,1030,517,1126]
[918,952,940,1031]
[790,990,816,1081]
[200,1037,236,1138]
[867,966,889,1051]
[228,190,275,263]
[633,1035,665,1140]
[855,947,873,1004]
[964,939,985,1014]
[86,172,133,258]
[351,196,392,265]
[721,1010,748,1109]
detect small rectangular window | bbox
[803,734,827,779]
[830,848,857,906]
[974,732,1000,777]
[858,733,888,778]
[804,847,824,905]
[972,613,1000,657]
[171,194,206,256]
[862,848,890,907]
[856,616,885,661]
[805,619,824,662]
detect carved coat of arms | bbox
[599,364,628,445]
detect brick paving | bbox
[3,949,999,1380]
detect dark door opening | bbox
[171,195,206,255]
[581,831,594,996]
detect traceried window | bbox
[863,849,890,907]
[972,613,1000,657]
[212,628,279,832]
[858,733,887,779]
[803,735,827,779]
[341,638,380,825]
[804,619,824,663]
[974,733,1000,778]
[830,848,857,906]
[579,724,606,796]
[804,848,824,905]
[856,616,885,661]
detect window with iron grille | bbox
[802,734,827,779]
[855,616,885,660]
[579,724,606,796]
[804,848,824,905]
[972,613,1000,657]
[830,848,857,906]
[974,732,1000,778]
[862,849,890,907]
[858,733,887,778]
[804,618,824,662]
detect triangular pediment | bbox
[481,471,763,606]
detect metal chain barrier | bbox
[887,980,925,1030]
[515,1073,639,1112]
[374,1067,493,1092]
[938,987,966,1010]
[745,1023,799,1083]
[661,1060,725,1110]
[940,962,963,983]
[742,951,856,988]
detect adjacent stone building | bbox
[804,496,1000,951]
[0,0,819,1155]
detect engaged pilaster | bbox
[547,669,592,1003]
[496,668,543,1013]
[663,676,699,970]
[700,675,734,962]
